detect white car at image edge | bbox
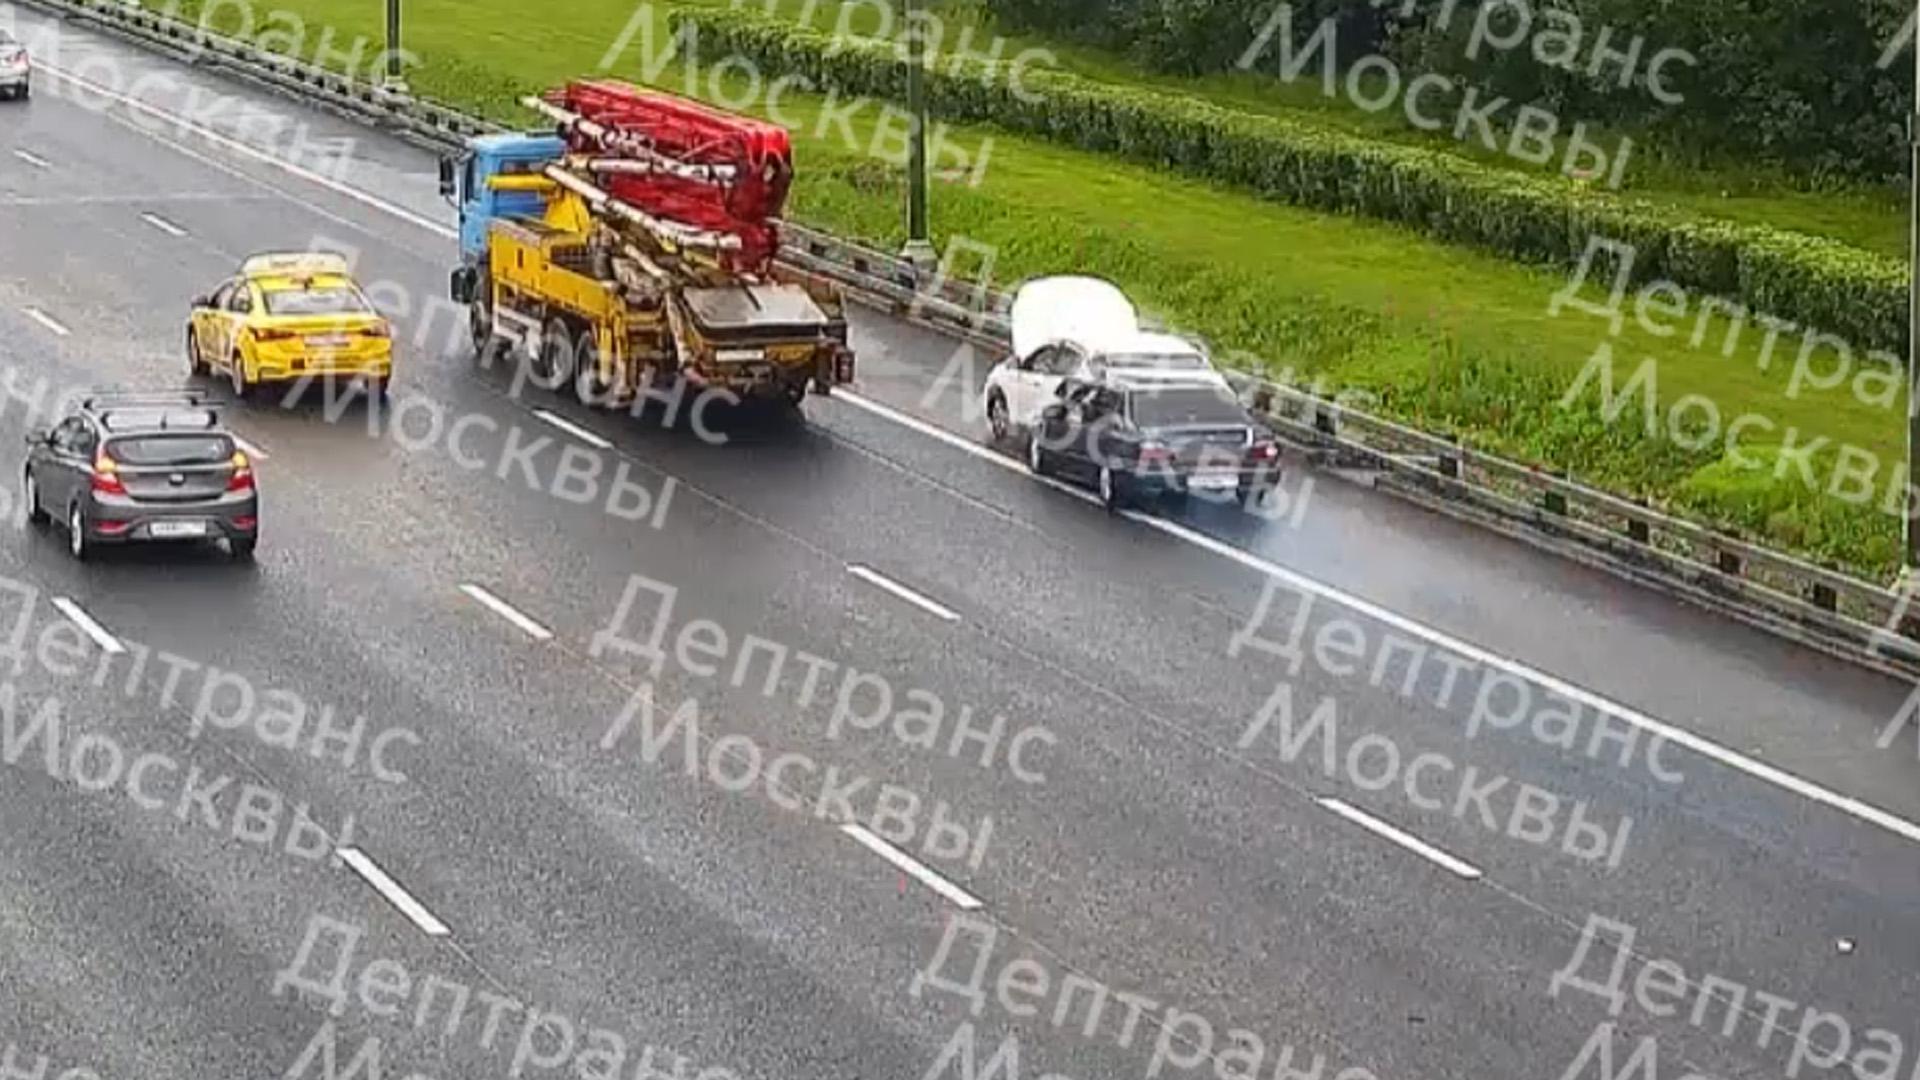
[0,30,28,100]
[982,275,1231,446]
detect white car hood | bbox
[1009,276,1136,362]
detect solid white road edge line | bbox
[839,823,984,910]
[139,211,187,237]
[336,847,451,936]
[11,149,50,168]
[1317,797,1483,881]
[79,62,1920,854]
[458,583,554,641]
[532,408,613,450]
[50,598,125,655]
[36,62,458,240]
[830,389,1920,850]
[22,307,69,337]
[847,564,961,622]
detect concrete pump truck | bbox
[441,79,856,413]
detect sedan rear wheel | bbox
[1099,466,1124,512]
[1026,430,1047,476]
[987,392,1010,445]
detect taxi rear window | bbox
[109,435,235,466]
[261,286,370,317]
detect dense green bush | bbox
[676,6,1910,354]
[984,0,1915,182]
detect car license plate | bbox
[1191,473,1238,491]
[149,521,207,539]
[306,334,351,348]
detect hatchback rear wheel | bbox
[67,503,90,561]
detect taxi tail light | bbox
[1250,440,1279,462]
[90,453,126,495]
[95,520,132,536]
[250,327,299,342]
[1139,441,1174,466]
[232,515,258,531]
[360,322,392,339]
[227,451,255,492]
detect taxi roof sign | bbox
[241,252,351,278]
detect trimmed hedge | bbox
[672,7,1910,358]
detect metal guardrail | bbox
[23,0,1920,679]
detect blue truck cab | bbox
[439,132,565,309]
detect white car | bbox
[0,30,27,101]
[982,275,1229,446]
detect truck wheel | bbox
[533,317,576,393]
[468,302,493,355]
[573,328,613,407]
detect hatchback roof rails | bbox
[81,390,213,410]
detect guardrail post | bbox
[1312,395,1337,438]
[1716,549,1742,576]
[1808,582,1837,613]
[1438,435,1460,479]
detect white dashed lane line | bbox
[839,823,984,910]
[139,211,187,237]
[50,597,124,655]
[1317,798,1483,881]
[847,564,960,622]
[532,408,613,450]
[458,583,554,642]
[11,149,50,169]
[336,847,451,936]
[21,307,69,337]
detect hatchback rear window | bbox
[109,436,235,466]
[262,286,370,316]
[1128,387,1248,428]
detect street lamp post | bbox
[900,0,936,274]
[382,0,408,93]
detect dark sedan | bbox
[1027,375,1281,511]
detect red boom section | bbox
[549,79,792,274]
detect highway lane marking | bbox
[336,847,451,936]
[533,408,612,450]
[830,390,1920,850]
[839,823,983,909]
[139,211,187,237]
[10,149,50,169]
[847,564,960,622]
[34,62,458,240]
[76,43,1920,851]
[1317,798,1483,881]
[459,583,554,641]
[50,598,125,655]
[21,307,69,337]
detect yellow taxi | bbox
[186,253,393,401]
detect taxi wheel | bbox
[186,328,209,377]
[986,392,1010,445]
[230,536,257,561]
[228,352,255,402]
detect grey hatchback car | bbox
[23,392,259,560]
